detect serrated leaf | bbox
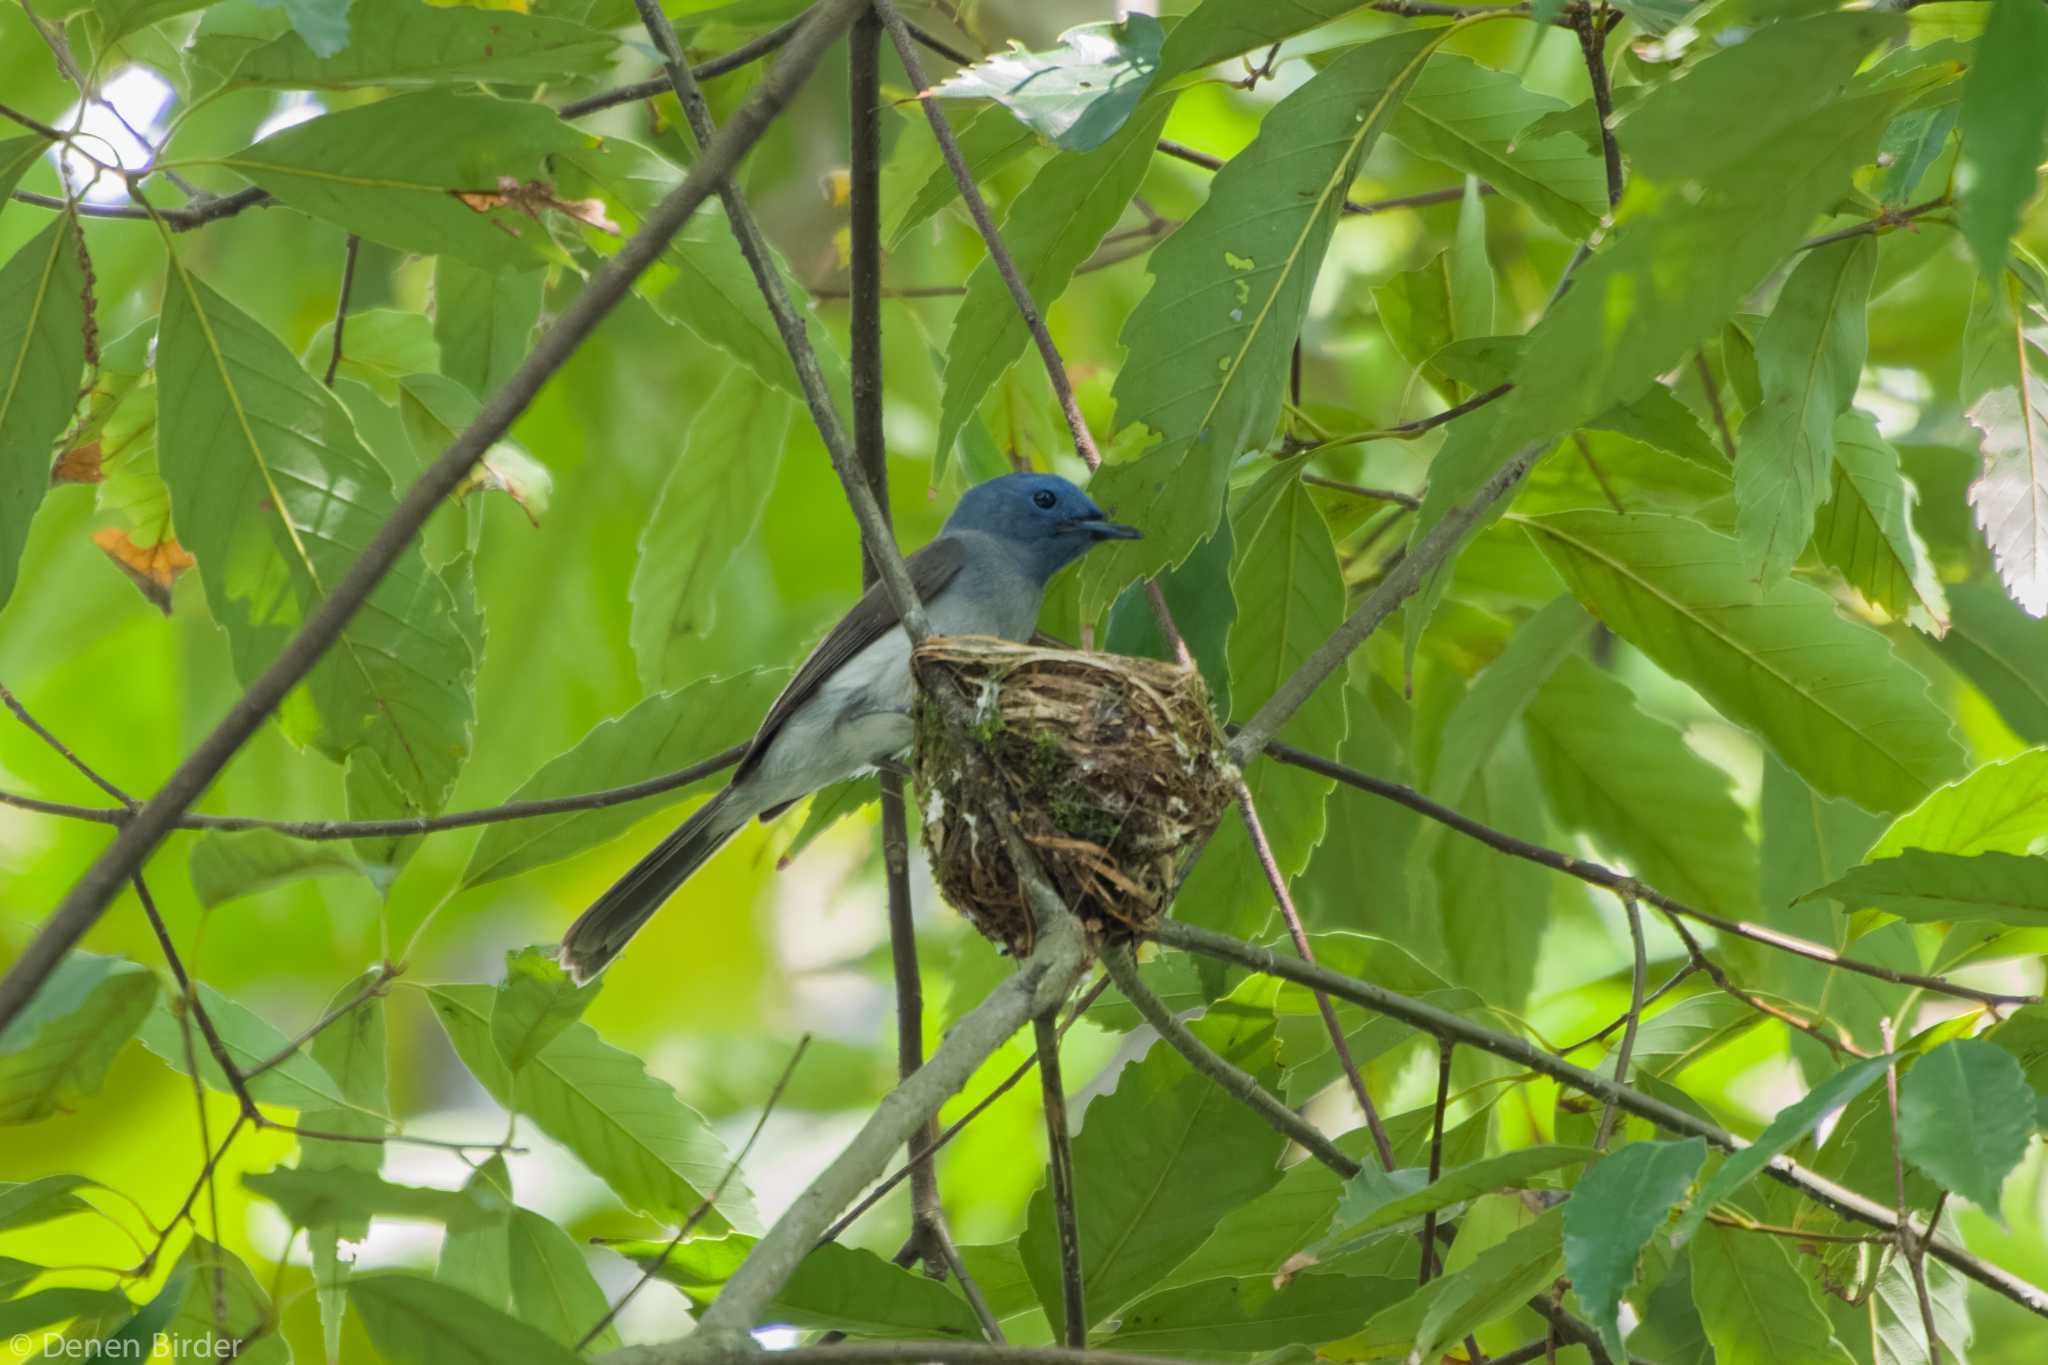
[460,669,783,888]
[1935,580,2048,742]
[934,94,1171,472]
[1956,0,2048,277]
[1672,1056,1892,1246]
[930,14,1162,152]
[0,950,157,1125]
[615,1234,981,1338]
[1870,749,2048,861]
[1175,471,1346,938]
[220,91,587,268]
[1734,237,1876,584]
[629,370,792,688]
[491,946,600,1072]
[1900,1038,2035,1216]
[1566,1138,1707,1361]
[186,828,376,908]
[208,0,615,88]
[889,104,1037,249]
[1817,410,1949,633]
[350,1272,585,1365]
[1389,54,1605,239]
[157,266,479,824]
[0,214,87,615]
[138,981,352,1113]
[1965,374,2048,617]
[1106,1272,1410,1354]
[429,984,755,1233]
[1525,511,1962,814]
[1524,654,1756,914]
[1690,1223,1852,1365]
[1084,29,1440,614]
[1803,849,2048,928]
[1020,1024,1287,1337]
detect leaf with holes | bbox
[930,14,1162,151]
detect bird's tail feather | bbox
[558,788,745,981]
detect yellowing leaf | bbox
[90,527,195,615]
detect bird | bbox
[558,471,1141,980]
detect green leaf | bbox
[1389,55,1606,240]
[1323,1206,1566,1362]
[1803,849,2048,928]
[1864,1227,1974,1365]
[1175,472,1346,938]
[1375,252,1459,403]
[1450,178,1493,343]
[164,1237,287,1365]
[491,946,600,1072]
[629,369,792,688]
[207,0,615,88]
[138,981,351,1113]
[220,91,587,268]
[615,1234,982,1338]
[890,104,1037,249]
[934,94,1172,472]
[0,134,53,229]
[1869,749,2048,860]
[1936,581,2048,742]
[349,1272,586,1365]
[1084,29,1440,614]
[157,265,480,823]
[931,14,1162,152]
[1103,514,1235,716]
[429,984,756,1233]
[1898,1038,2036,1215]
[1105,1272,1411,1354]
[0,951,157,1124]
[1735,237,1876,583]
[1956,0,2048,277]
[1672,1056,1892,1247]
[0,1287,137,1338]
[509,1208,618,1351]
[244,1167,490,1227]
[1690,1223,1852,1365]
[433,256,542,400]
[1965,373,2048,617]
[1524,510,1962,814]
[301,968,389,1362]
[0,213,87,615]
[186,828,375,908]
[302,307,439,403]
[1020,1025,1288,1337]
[1325,1146,1592,1253]
[437,1157,515,1313]
[0,1175,100,1233]
[1816,411,1949,633]
[1153,0,1358,85]
[1566,1138,1707,1361]
[460,668,784,888]
[1524,654,1756,915]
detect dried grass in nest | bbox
[910,636,1231,955]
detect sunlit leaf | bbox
[350,1272,585,1365]
[491,945,600,1072]
[138,981,352,1113]
[1869,749,2048,860]
[1956,0,2048,276]
[1804,849,2048,928]
[1898,1038,2036,1217]
[1566,1138,1706,1361]
[1322,1206,1565,1362]
[1816,411,1950,633]
[1965,375,2048,617]
[209,0,616,88]
[1690,1223,1852,1365]
[615,1234,982,1338]
[930,14,1163,152]
[889,104,1037,249]
[186,828,376,907]
[0,951,157,1125]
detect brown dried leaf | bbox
[51,441,103,484]
[92,526,194,615]
[452,176,619,235]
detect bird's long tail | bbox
[558,787,747,981]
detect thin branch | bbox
[1262,739,2039,1011]
[0,679,131,803]
[1149,917,2048,1322]
[1798,197,1947,252]
[0,0,874,1039]
[879,0,1100,467]
[1034,1015,1085,1347]
[1657,912,1873,1059]
[580,1035,811,1349]
[11,186,275,229]
[1154,139,1483,220]
[241,964,399,1080]
[1882,1019,1947,1365]
[557,10,814,118]
[0,98,64,141]
[1693,351,1737,462]
[1226,441,1546,765]
[321,235,361,388]
[1575,10,1624,213]
[1591,893,1645,1152]
[605,1345,1218,1365]
[1235,781,1396,1170]
[1300,474,1422,509]
[1554,960,1695,1054]
[1419,1039,1454,1285]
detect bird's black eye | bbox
[1032,489,1057,509]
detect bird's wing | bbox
[732,536,968,785]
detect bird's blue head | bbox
[943,472,1141,585]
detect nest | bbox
[910,637,1231,955]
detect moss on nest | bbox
[911,637,1231,955]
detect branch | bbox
[1149,917,2048,1321]
[1226,440,1547,764]
[1033,1014,1085,1346]
[606,1343,1215,1365]
[557,10,814,118]
[0,0,874,1039]
[1260,740,2039,1011]
[320,235,361,388]
[1574,8,1624,213]
[1591,892,1645,1152]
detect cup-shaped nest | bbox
[911,637,1231,955]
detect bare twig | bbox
[1575,9,1624,213]
[1300,474,1422,509]
[1881,1019,1947,1365]
[1154,140,1482,220]
[1657,913,1873,1059]
[1555,960,1695,1054]
[0,679,131,803]
[1693,351,1737,462]
[1419,1039,1454,1284]
[580,1035,812,1349]
[241,965,399,1080]
[1591,893,1645,1152]
[1034,1014,1085,1346]
[0,0,875,1038]
[557,10,815,118]
[320,235,361,388]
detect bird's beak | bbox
[1073,516,1142,541]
